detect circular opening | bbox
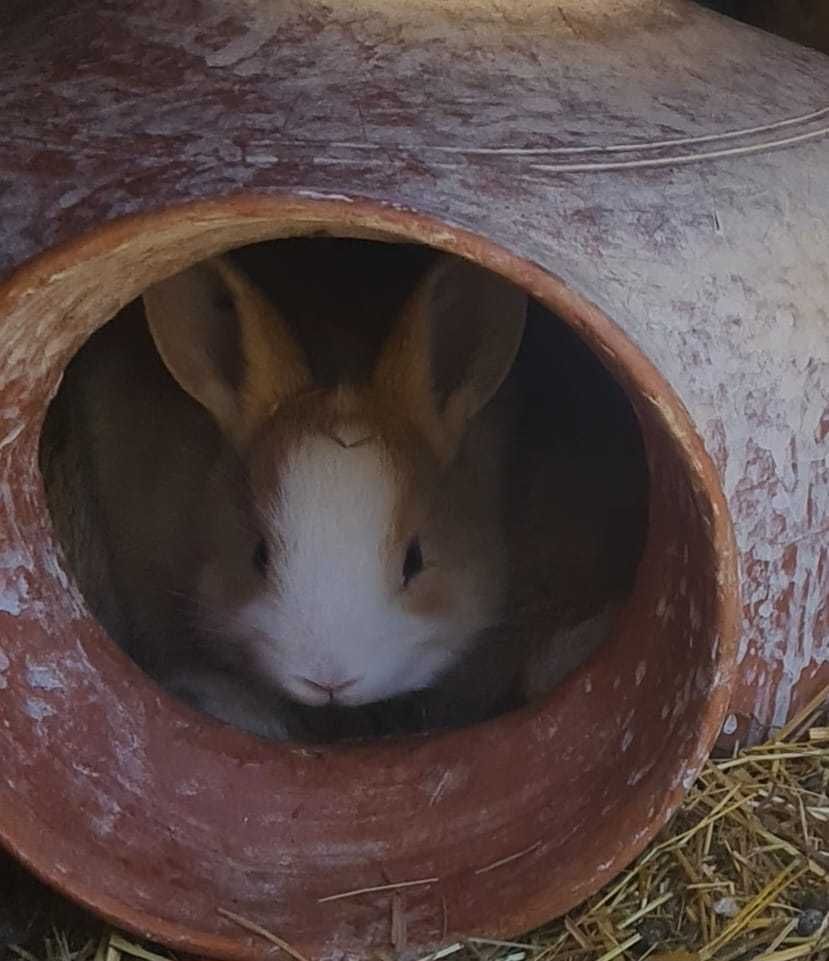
[41,235,650,745]
[0,195,738,960]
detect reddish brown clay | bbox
[0,194,737,960]
[0,0,825,958]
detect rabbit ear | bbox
[374,256,527,462]
[143,256,311,447]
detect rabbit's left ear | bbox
[374,256,527,462]
[143,256,311,449]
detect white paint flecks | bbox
[71,762,101,780]
[25,663,65,691]
[90,809,119,837]
[23,698,56,721]
[0,421,24,452]
[294,190,357,204]
[428,770,452,807]
[627,761,654,787]
[175,779,203,798]
[635,660,647,685]
[0,548,30,616]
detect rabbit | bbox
[45,247,531,740]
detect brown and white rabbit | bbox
[46,248,530,739]
[154,254,528,707]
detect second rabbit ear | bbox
[143,256,311,448]
[375,256,527,462]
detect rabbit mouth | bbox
[286,673,365,707]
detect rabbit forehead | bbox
[248,386,435,542]
[267,430,402,603]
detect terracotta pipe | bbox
[0,1,825,957]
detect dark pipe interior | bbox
[41,237,649,744]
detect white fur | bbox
[235,432,459,706]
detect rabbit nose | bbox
[294,674,361,701]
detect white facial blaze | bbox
[243,432,453,706]
[278,432,396,633]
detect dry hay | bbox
[6,687,829,961]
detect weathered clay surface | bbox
[0,0,824,957]
[0,194,738,959]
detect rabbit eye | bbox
[253,538,269,576]
[402,537,423,587]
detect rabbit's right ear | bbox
[143,257,311,447]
